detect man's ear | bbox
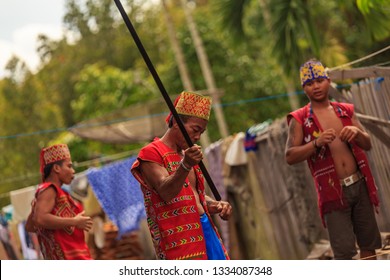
[172,119,180,128]
[52,164,61,173]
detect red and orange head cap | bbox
[165,91,212,124]
[39,144,71,181]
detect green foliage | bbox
[356,0,390,41]
[269,0,320,76]
[1,0,390,204]
[215,0,390,76]
[213,0,249,39]
[72,63,158,121]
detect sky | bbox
[0,0,161,78]
[0,0,66,78]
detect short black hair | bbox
[43,160,65,180]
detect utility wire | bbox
[0,148,138,196]
[0,77,386,190]
[0,79,379,141]
[0,81,365,141]
[329,45,390,71]
[0,80,373,186]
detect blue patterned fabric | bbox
[87,157,146,237]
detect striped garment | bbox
[131,138,229,260]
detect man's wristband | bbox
[180,160,191,172]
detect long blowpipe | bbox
[113,0,221,200]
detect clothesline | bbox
[73,149,139,168]
[0,149,138,197]
[0,76,387,189]
[0,77,383,141]
[1,91,302,140]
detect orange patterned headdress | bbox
[165,91,212,123]
[300,60,329,86]
[39,144,71,181]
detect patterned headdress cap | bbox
[165,91,212,123]
[300,60,329,86]
[39,144,71,180]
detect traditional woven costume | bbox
[34,144,91,260]
[287,61,379,225]
[131,92,229,260]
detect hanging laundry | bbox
[205,140,227,200]
[225,132,248,166]
[205,140,229,251]
[245,119,272,151]
[10,186,36,222]
[17,222,38,260]
[87,157,146,237]
[70,171,89,198]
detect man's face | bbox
[177,117,208,149]
[56,158,75,185]
[303,78,330,102]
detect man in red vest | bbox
[131,91,232,260]
[26,144,93,259]
[285,59,381,260]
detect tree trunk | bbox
[161,0,211,147]
[180,0,230,138]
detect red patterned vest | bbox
[287,102,379,224]
[34,183,92,259]
[131,138,229,260]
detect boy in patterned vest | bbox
[285,59,381,259]
[26,144,93,259]
[131,91,232,260]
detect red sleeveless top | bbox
[131,138,229,260]
[34,183,92,259]
[287,102,379,224]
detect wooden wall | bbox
[223,66,390,259]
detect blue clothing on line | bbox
[87,157,146,237]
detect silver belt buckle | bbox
[343,175,354,187]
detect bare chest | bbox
[187,170,205,214]
[315,109,344,133]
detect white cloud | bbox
[0,24,64,78]
[0,40,13,74]
[0,0,158,78]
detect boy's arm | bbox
[285,118,317,164]
[33,187,92,231]
[339,113,371,150]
